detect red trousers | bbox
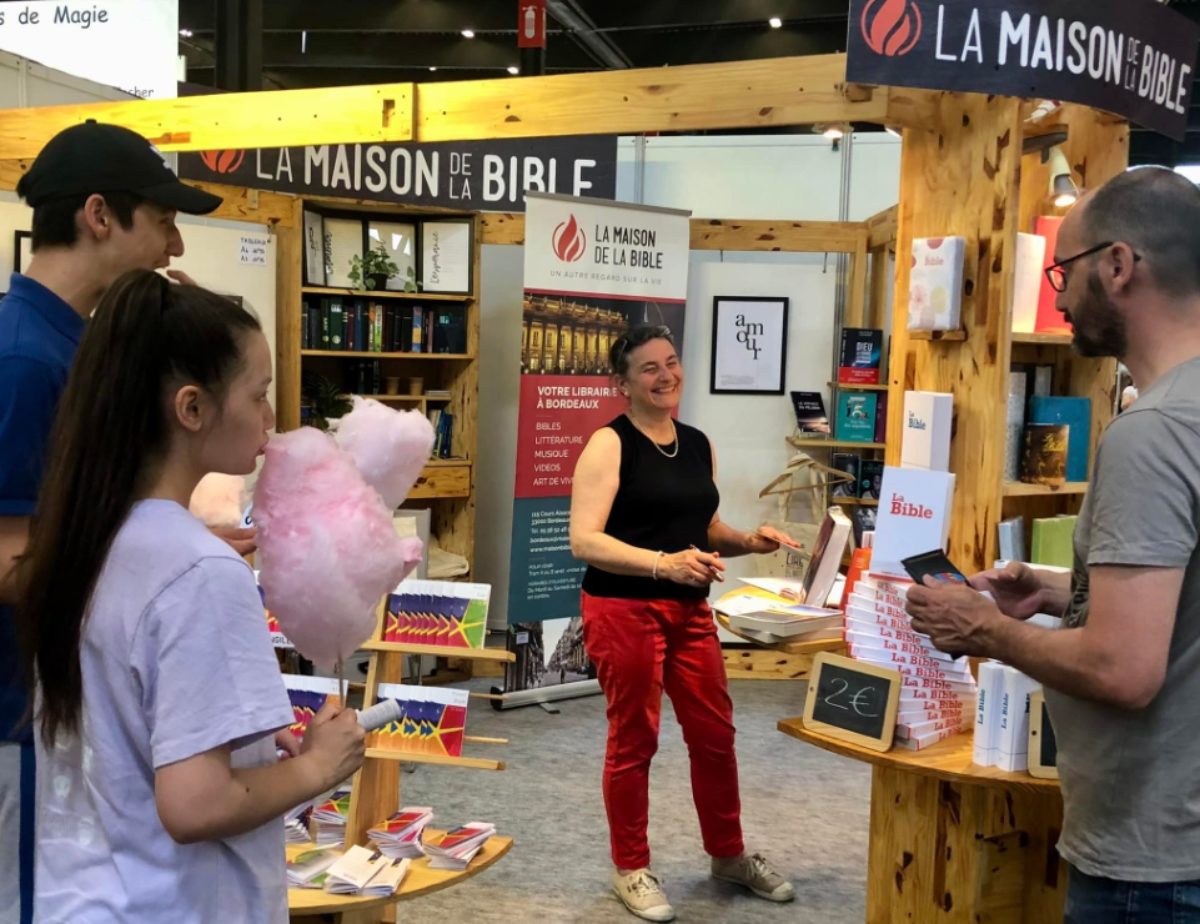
[581,592,744,871]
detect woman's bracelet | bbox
[651,550,665,580]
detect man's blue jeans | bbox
[1067,867,1200,923]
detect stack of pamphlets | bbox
[312,789,352,847]
[843,573,976,750]
[323,845,410,896]
[285,802,314,845]
[286,846,340,889]
[423,822,496,870]
[368,807,434,859]
[712,588,842,643]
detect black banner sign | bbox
[178,135,618,212]
[847,0,1200,140]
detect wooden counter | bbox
[779,719,1065,924]
[288,833,513,923]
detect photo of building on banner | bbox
[506,194,691,693]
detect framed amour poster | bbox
[710,295,789,394]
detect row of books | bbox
[301,298,468,354]
[974,662,1042,772]
[844,573,977,750]
[908,219,1068,335]
[998,514,1077,570]
[829,454,884,500]
[790,389,887,444]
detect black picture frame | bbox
[709,295,789,395]
[14,230,32,276]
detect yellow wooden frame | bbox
[1027,689,1059,781]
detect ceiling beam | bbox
[0,54,910,158]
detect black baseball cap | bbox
[17,120,223,214]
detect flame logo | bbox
[860,0,922,57]
[199,149,246,174]
[552,214,587,262]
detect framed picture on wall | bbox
[710,296,789,394]
[420,219,473,294]
[323,217,363,289]
[14,231,32,275]
[302,210,326,286]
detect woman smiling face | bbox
[619,336,683,415]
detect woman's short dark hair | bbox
[17,270,261,746]
[609,324,674,376]
[22,191,142,251]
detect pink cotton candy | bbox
[330,397,435,510]
[253,427,423,670]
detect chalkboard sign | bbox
[1027,690,1059,780]
[803,652,901,752]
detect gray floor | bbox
[401,680,871,923]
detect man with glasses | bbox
[905,166,1200,921]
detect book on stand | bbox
[835,393,878,443]
[790,391,831,435]
[908,236,965,331]
[838,328,883,384]
[1028,396,1091,483]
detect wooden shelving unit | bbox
[789,437,886,451]
[908,329,968,342]
[829,382,889,392]
[1002,481,1089,498]
[835,497,879,507]
[302,350,473,360]
[301,285,472,303]
[887,101,1123,572]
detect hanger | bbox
[758,450,854,499]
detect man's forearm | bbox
[1035,568,1072,616]
[987,617,1132,707]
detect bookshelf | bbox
[279,195,482,579]
[887,101,1124,572]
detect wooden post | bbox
[888,94,1024,575]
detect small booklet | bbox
[368,806,434,859]
[287,847,340,889]
[424,822,496,871]
[323,845,411,896]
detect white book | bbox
[908,236,965,331]
[324,845,389,894]
[973,661,1002,767]
[995,667,1041,772]
[900,391,953,472]
[798,507,853,608]
[1004,369,1027,482]
[871,467,956,578]
[726,610,842,638]
[1011,232,1046,333]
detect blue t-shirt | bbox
[0,273,85,741]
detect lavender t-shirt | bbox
[34,500,295,923]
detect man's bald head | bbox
[1076,166,1200,297]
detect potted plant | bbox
[301,370,352,431]
[347,244,400,291]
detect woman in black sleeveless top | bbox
[569,326,795,922]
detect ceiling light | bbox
[429,66,438,72]
[507,65,519,75]
[768,17,783,28]
[461,29,475,39]
[885,126,902,138]
[1047,146,1079,207]
[178,28,192,38]
[819,124,845,140]
[301,30,307,54]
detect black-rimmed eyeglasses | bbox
[1044,242,1141,293]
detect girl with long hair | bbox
[17,270,363,922]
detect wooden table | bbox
[288,833,513,923]
[779,720,1065,924]
[714,587,845,680]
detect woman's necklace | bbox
[628,412,679,459]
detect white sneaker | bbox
[611,868,676,922]
[711,852,796,902]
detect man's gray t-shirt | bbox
[34,500,295,922]
[1047,356,1200,882]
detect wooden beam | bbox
[846,228,870,328]
[416,54,888,143]
[0,84,414,159]
[187,180,300,227]
[691,218,863,253]
[480,213,867,253]
[866,204,898,250]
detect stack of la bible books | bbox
[844,573,976,749]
